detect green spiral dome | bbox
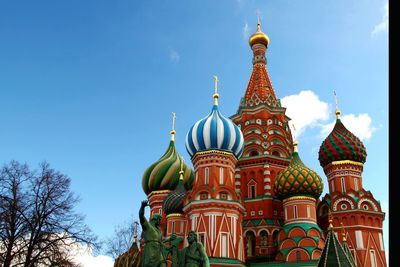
[274,148,323,199]
[142,140,194,195]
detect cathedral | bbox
[140,20,387,267]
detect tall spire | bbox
[213,75,219,106]
[243,17,278,108]
[170,112,176,141]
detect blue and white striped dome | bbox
[185,104,244,158]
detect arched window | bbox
[260,230,268,247]
[354,177,359,191]
[294,205,298,218]
[245,232,256,257]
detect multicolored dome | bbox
[318,116,367,168]
[142,137,194,195]
[185,93,244,159]
[162,171,187,215]
[274,144,323,199]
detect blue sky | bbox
[0,0,388,265]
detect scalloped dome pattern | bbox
[142,141,194,195]
[185,105,244,158]
[274,152,323,199]
[318,119,367,168]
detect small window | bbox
[272,151,280,157]
[200,192,208,200]
[341,177,346,193]
[354,178,359,191]
[249,150,259,157]
[331,180,335,192]
[370,250,377,267]
[294,205,298,218]
[220,192,228,200]
[249,185,256,199]
[205,167,209,184]
[219,168,224,184]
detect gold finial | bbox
[291,123,298,152]
[328,208,333,229]
[170,112,176,141]
[341,222,347,241]
[213,75,219,106]
[333,90,341,119]
[179,156,185,180]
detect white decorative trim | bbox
[333,197,355,211]
[358,198,378,211]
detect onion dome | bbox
[162,164,187,215]
[142,119,194,195]
[185,76,244,159]
[274,142,323,199]
[318,108,367,169]
[249,19,270,47]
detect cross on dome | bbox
[213,75,219,105]
[333,90,341,119]
[170,112,176,141]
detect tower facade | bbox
[317,109,387,267]
[230,21,293,261]
[274,142,325,263]
[184,90,246,266]
[142,125,194,236]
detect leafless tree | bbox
[0,161,31,266]
[0,161,98,267]
[104,218,141,260]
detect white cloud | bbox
[281,90,330,137]
[320,113,376,141]
[70,244,114,267]
[169,48,180,63]
[243,22,249,39]
[371,2,389,36]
